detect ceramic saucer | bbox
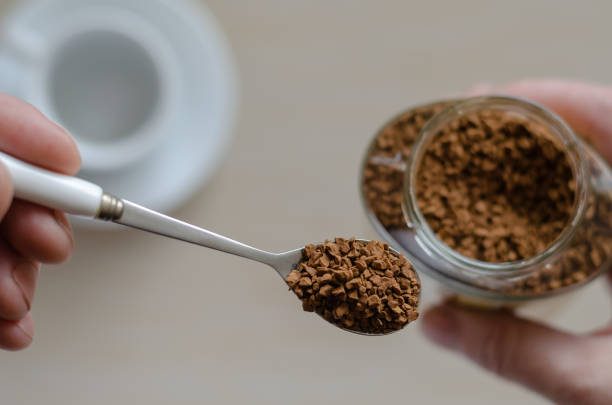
[0,0,238,229]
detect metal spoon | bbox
[0,151,415,335]
[0,150,302,271]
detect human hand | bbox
[422,80,612,405]
[0,94,80,350]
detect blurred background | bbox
[0,0,610,404]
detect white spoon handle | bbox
[0,151,103,217]
[0,151,279,267]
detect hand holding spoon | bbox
[0,151,419,335]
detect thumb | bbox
[499,79,612,164]
[422,304,582,401]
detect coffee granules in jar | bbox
[361,96,612,299]
[415,110,575,263]
[362,103,452,229]
[285,237,420,334]
[501,190,612,295]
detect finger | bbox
[0,240,39,321]
[422,304,584,403]
[0,312,33,350]
[0,94,81,174]
[0,200,73,264]
[497,79,612,164]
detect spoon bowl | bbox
[271,239,420,336]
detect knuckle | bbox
[473,321,517,376]
[0,292,27,321]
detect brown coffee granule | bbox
[285,237,420,334]
[416,110,575,263]
[497,190,612,295]
[362,103,453,229]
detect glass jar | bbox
[361,95,612,304]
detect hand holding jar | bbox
[422,80,612,405]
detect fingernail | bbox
[422,305,460,349]
[16,313,33,341]
[53,210,74,249]
[11,262,39,311]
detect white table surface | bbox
[1,0,611,404]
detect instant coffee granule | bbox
[285,238,420,334]
[503,191,612,295]
[362,103,452,228]
[416,110,575,263]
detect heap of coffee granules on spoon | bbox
[285,237,420,334]
[416,110,575,262]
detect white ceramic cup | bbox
[1,6,180,172]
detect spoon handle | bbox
[0,151,277,266]
[0,151,103,216]
[115,200,277,265]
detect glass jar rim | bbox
[403,95,590,276]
